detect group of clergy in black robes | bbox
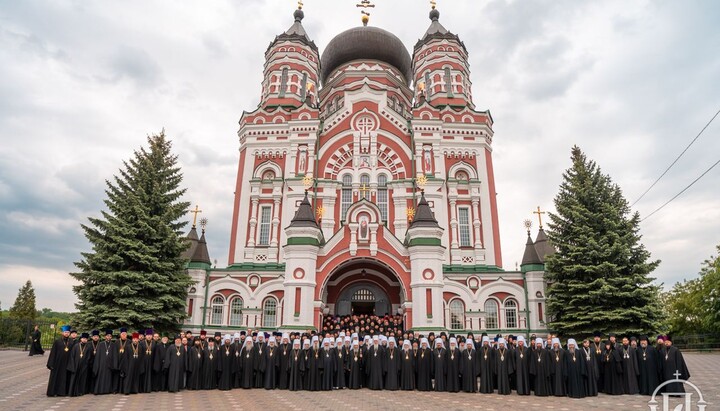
[46,326,691,398]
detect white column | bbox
[247,197,259,247]
[449,198,459,248]
[472,198,482,248]
[270,198,281,247]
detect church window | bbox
[300,72,308,100]
[341,174,353,220]
[484,299,498,329]
[229,297,243,326]
[456,171,469,182]
[424,72,431,95]
[360,174,370,200]
[262,170,275,181]
[377,174,388,221]
[449,299,465,330]
[258,206,272,246]
[458,207,472,247]
[444,67,454,97]
[210,296,225,325]
[279,68,289,98]
[262,298,277,328]
[352,288,374,301]
[505,299,518,329]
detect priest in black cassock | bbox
[365,336,385,390]
[590,332,604,392]
[318,338,337,390]
[529,338,552,396]
[86,330,100,393]
[637,335,661,395]
[217,335,235,391]
[92,330,115,395]
[549,337,567,396]
[153,334,169,391]
[601,340,624,395]
[400,339,415,391]
[661,336,690,393]
[263,336,280,389]
[431,338,448,392]
[202,338,218,390]
[46,325,73,397]
[619,336,640,394]
[278,333,292,389]
[336,336,350,389]
[346,340,364,389]
[113,328,130,393]
[253,335,267,388]
[514,336,531,395]
[565,339,586,398]
[237,339,258,389]
[187,337,204,390]
[120,332,145,394]
[29,325,44,356]
[383,337,401,390]
[495,337,515,395]
[581,338,599,396]
[139,329,155,393]
[445,337,460,392]
[164,335,187,393]
[288,339,305,391]
[460,337,477,393]
[416,338,433,391]
[67,332,92,396]
[477,336,495,394]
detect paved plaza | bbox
[0,350,717,410]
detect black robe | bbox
[67,341,92,396]
[477,345,495,393]
[138,340,155,393]
[288,348,305,391]
[277,343,291,389]
[619,345,640,394]
[217,344,235,390]
[237,346,257,388]
[661,345,690,393]
[384,346,401,390]
[336,345,350,388]
[187,345,204,390]
[565,349,586,398]
[495,347,515,395]
[638,345,662,395]
[445,347,460,392]
[514,346,531,395]
[46,337,73,396]
[601,348,624,395]
[113,338,130,393]
[346,348,364,389]
[153,342,168,391]
[253,344,266,388]
[550,349,567,396]
[318,348,337,390]
[29,329,44,356]
[120,342,144,394]
[590,341,604,392]
[202,345,218,389]
[365,345,384,390]
[263,345,280,389]
[416,347,433,391]
[431,347,447,391]
[460,347,477,393]
[400,348,415,390]
[305,347,322,391]
[164,344,186,392]
[92,340,115,394]
[581,346,599,396]
[529,348,552,396]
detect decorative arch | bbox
[253,161,283,179]
[262,296,279,328]
[448,161,478,180]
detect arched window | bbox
[444,67,454,97]
[341,174,353,220]
[210,296,225,325]
[359,174,370,200]
[458,207,472,247]
[262,298,277,328]
[484,299,498,329]
[279,68,289,98]
[352,288,375,301]
[229,297,243,326]
[449,299,465,330]
[504,299,518,329]
[377,174,388,221]
[262,170,275,181]
[455,171,469,182]
[300,72,308,100]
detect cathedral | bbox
[182,3,553,336]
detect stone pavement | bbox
[1,350,717,411]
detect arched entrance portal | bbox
[321,258,406,318]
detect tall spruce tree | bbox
[71,131,193,333]
[545,146,662,337]
[8,280,37,321]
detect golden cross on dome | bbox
[356,0,375,26]
[533,206,546,229]
[297,1,303,10]
[189,205,202,227]
[430,0,437,10]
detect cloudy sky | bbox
[1,0,718,312]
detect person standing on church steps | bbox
[287,339,305,391]
[581,338,599,397]
[400,339,415,391]
[29,325,44,356]
[660,335,690,394]
[383,337,401,390]
[529,338,552,396]
[335,337,350,389]
[318,338,337,390]
[637,335,662,395]
[365,335,385,390]
[346,340,364,389]
[619,336,640,395]
[67,332,92,396]
[165,335,186,393]
[46,325,73,397]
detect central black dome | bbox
[320,26,412,85]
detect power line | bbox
[640,157,720,222]
[631,107,720,207]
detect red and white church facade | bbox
[183,5,553,336]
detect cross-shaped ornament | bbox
[533,206,546,229]
[358,183,370,199]
[189,205,202,227]
[673,370,682,379]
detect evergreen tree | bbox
[8,280,37,321]
[71,131,193,333]
[545,146,662,337]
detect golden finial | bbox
[416,174,428,191]
[533,206,546,229]
[406,207,416,222]
[356,0,375,26]
[302,174,314,191]
[523,219,532,235]
[189,205,202,227]
[199,217,208,232]
[297,0,303,10]
[431,0,437,10]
